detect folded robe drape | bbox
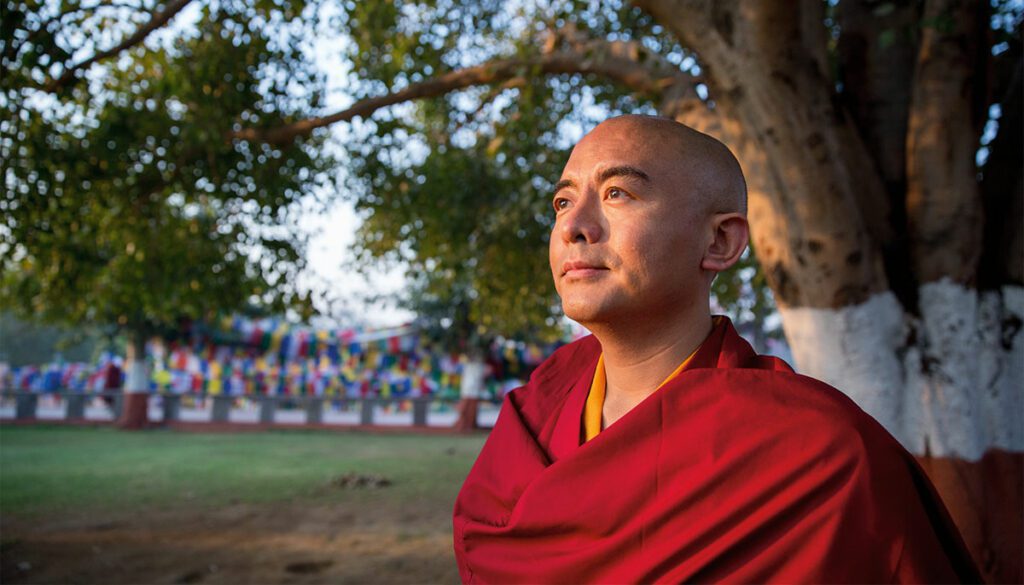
[453,318,980,583]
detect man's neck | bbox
[590,309,713,427]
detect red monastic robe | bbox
[453,319,980,583]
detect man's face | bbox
[548,121,710,326]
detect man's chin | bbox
[561,299,622,328]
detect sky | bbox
[299,199,414,327]
[292,5,416,328]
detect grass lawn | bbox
[0,425,487,518]
[1,425,489,583]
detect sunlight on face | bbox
[548,118,713,327]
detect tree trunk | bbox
[454,353,486,432]
[118,330,150,429]
[780,283,1024,583]
[638,3,1022,580]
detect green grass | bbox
[0,425,487,518]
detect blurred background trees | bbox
[2,0,335,425]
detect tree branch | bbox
[630,0,715,45]
[799,0,830,81]
[3,1,148,70]
[631,0,737,89]
[37,1,143,37]
[43,0,194,93]
[234,33,697,146]
[906,0,989,284]
[836,0,921,307]
[470,77,528,119]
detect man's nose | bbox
[559,195,603,244]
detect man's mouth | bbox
[562,261,609,278]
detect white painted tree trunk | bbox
[460,358,487,400]
[780,282,1023,461]
[125,334,149,394]
[119,334,151,428]
[125,358,148,394]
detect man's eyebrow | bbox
[552,166,650,197]
[552,179,574,197]
[598,165,651,184]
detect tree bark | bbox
[454,354,486,432]
[905,0,988,284]
[836,0,921,306]
[917,449,1023,582]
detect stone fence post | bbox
[412,397,429,427]
[360,398,375,426]
[259,395,276,424]
[211,395,232,423]
[163,394,181,423]
[306,397,323,424]
[66,393,87,419]
[15,392,37,420]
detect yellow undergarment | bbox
[583,348,698,442]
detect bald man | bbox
[453,116,979,583]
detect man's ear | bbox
[700,213,749,272]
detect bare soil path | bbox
[2,495,460,584]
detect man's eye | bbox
[606,187,626,199]
[553,197,570,211]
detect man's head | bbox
[548,115,748,327]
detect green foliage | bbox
[1,0,781,347]
[711,246,780,340]
[340,0,727,343]
[1,1,336,339]
[346,86,574,343]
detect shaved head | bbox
[549,113,751,327]
[592,115,747,216]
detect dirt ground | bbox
[0,495,461,584]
